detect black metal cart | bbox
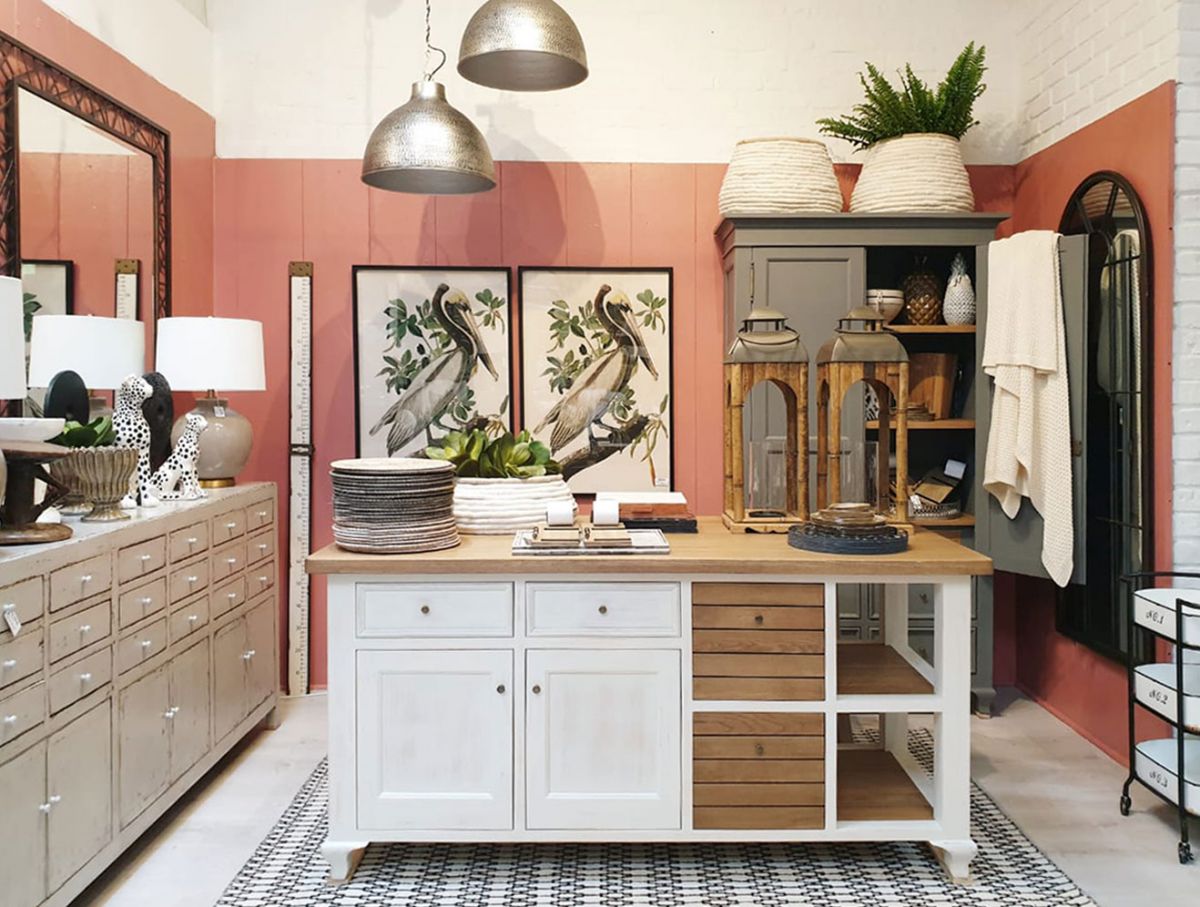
[1120,571,1200,865]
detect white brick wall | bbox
[1176,1,1200,568]
[1018,0,1181,159]
[207,0,1023,163]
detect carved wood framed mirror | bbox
[0,32,170,380]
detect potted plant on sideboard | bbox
[818,42,987,213]
[48,416,138,521]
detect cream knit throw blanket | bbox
[982,230,1074,587]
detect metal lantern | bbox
[815,307,910,520]
[723,307,810,532]
[458,0,588,91]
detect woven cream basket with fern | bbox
[850,133,974,213]
[719,137,844,216]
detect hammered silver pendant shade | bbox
[361,81,496,195]
[458,0,588,91]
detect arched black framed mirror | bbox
[1056,171,1153,660]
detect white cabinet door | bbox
[118,666,171,827]
[47,700,112,892]
[0,740,47,907]
[169,638,211,781]
[526,649,681,830]
[356,650,512,830]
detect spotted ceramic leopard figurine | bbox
[114,374,158,508]
[150,413,208,501]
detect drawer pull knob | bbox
[2,603,14,611]
[226,521,237,529]
[140,554,152,562]
[258,576,269,584]
[81,574,92,584]
[598,605,608,615]
[38,802,52,814]
[141,639,154,649]
[79,672,93,682]
[754,614,764,625]
[1,659,15,669]
[531,684,542,694]
[257,510,268,518]
[3,714,16,724]
[79,624,92,633]
[227,557,238,566]
[496,684,506,694]
[228,592,238,600]
[187,537,199,546]
[140,596,153,606]
[420,605,430,615]
[755,743,765,756]
[187,576,199,584]
[258,543,268,551]
[163,709,175,720]
[188,614,199,623]
[49,794,61,804]
[242,649,257,661]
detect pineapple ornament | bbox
[902,256,943,325]
[943,253,976,325]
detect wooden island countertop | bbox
[306,517,992,577]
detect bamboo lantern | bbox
[815,307,910,521]
[723,307,809,532]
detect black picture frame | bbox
[351,264,515,457]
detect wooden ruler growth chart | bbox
[288,261,314,696]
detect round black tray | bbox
[788,522,909,555]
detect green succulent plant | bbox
[426,429,561,479]
[817,42,987,150]
[48,416,117,448]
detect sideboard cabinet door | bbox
[244,597,276,713]
[355,649,513,831]
[118,666,171,827]
[213,617,247,743]
[47,701,112,892]
[169,638,211,781]
[526,649,681,830]
[0,740,47,907]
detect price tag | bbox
[3,604,21,637]
[213,404,227,418]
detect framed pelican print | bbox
[353,266,513,458]
[519,267,673,494]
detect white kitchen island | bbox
[306,520,991,883]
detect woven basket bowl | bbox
[453,475,576,535]
[72,447,138,522]
[849,133,974,213]
[719,138,843,216]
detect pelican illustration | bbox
[536,284,659,452]
[370,283,498,455]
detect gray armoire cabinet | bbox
[718,214,1009,712]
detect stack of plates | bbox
[330,458,459,554]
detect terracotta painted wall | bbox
[995,82,1176,763]
[1,0,216,321]
[213,159,1012,690]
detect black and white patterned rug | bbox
[217,736,1096,907]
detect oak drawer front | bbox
[246,560,276,599]
[50,554,112,612]
[169,595,210,642]
[0,626,44,690]
[693,711,824,830]
[50,600,112,662]
[212,509,247,545]
[49,648,112,714]
[356,583,513,637]
[119,577,168,629]
[117,619,168,674]
[212,576,247,618]
[526,583,680,637]
[245,500,275,532]
[246,529,275,566]
[0,578,43,641]
[211,540,247,582]
[169,522,210,561]
[117,537,167,584]
[169,559,211,604]
[692,630,824,700]
[0,681,45,746]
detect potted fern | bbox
[818,43,986,213]
[426,428,575,535]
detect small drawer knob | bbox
[48,795,61,805]
[754,614,764,625]
[755,743,765,757]
[258,575,269,584]
[140,554,152,562]
[532,684,542,694]
[257,510,268,518]
[79,672,93,682]
[3,603,14,612]
[258,543,268,551]
[187,576,199,584]
[1,659,15,669]
[38,803,52,814]
[228,592,238,600]
[496,684,506,694]
[141,639,153,649]
[3,714,16,724]
[226,521,237,529]
[420,605,430,615]
[187,537,198,545]
[79,624,92,633]
[81,574,92,584]
[188,614,199,623]
[140,596,153,606]
[227,557,238,565]
[598,605,608,615]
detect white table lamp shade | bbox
[0,276,26,398]
[155,317,265,392]
[27,315,145,389]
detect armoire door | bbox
[47,700,112,892]
[0,740,47,907]
[169,638,211,781]
[355,649,513,830]
[526,649,681,830]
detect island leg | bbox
[930,839,977,883]
[321,840,368,883]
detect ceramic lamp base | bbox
[174,397,253,486]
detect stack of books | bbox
[595,492,698,533]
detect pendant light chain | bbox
[423,0,447,81]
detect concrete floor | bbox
[74,691,1198,907]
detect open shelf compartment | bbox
[836,713,935,824]
[838,642,933,697]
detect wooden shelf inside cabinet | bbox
[912,515,976,529]
[866,419,975,431]
[888,324,977,334]
[837,643,933,696]
[838,749,933,821]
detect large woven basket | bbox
[849,133,974,213]
[719,138,843,216]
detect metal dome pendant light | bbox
[458,0,588,91]
[361,0,496,195]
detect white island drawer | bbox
[356,584,513,637]
[526,582,680,637]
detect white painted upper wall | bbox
[208,0,1024,164]
[40,0,214,112]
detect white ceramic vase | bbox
[453,475,576,535]
[849,133,975,213]
[719,138,844,216]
